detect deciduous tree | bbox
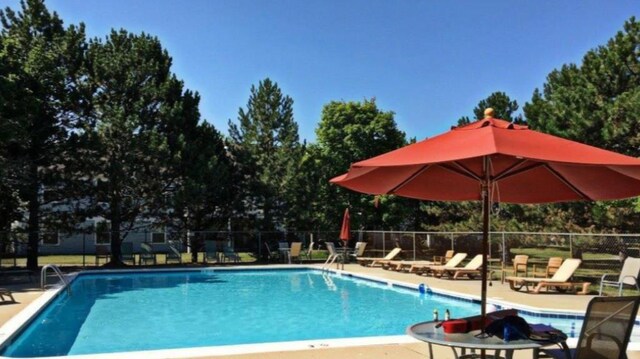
[314,99,409,231]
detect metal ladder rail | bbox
[321,254,340,271]
[41,264,71,295]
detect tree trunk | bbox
[26,163,39,271]
[109,199,124,266]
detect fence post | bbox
[451,233,455,251]
[501,232,506,263]
[13,233,17,267]
[413,232,416,260]
[569,233,573,258]
[382,231,386,255]
[82,233,86,268]
[258,232,262,260]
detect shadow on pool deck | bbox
[0,263,638,359]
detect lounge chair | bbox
[289,242,302,263]
[166,241,182,264]
[120,242,135,264]
[599,256,640,296]
[506,258,590,294]
[540,296,640,359]
[441,254,487,279]
[222,244,241,263]
[414,252,468,276]
[387,250,454,272]
[532,257,564,278]
[357,247,402,267]
[139,242,156,265]
[0,288,15,303]
[349,242,367,261]
[383,260,435,272]
[204,241,219,263]
[500,255,529,283]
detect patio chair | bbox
[139,242,156,265]
[599,256,640,296]
[322,242,343,268]
[500,255,529,283]
[95,245,110,265]
[277,242,291,263]
[120,242,135,264]
[264,242,280,262]
[222,244,241,263]
[301,240,314,261]
[0,288,15,303]
[540,296,640,359]
[413,252,468,276]
[442,254,488,279]
[288,242,302,263]
[166,241,182,264]
[506,258,590,294]
[356,247,402,267]
[533,257,564,278]
[204,241,219,263]
[433,249,454,265]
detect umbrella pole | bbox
[479,158,491,359]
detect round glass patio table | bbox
[407,321,570,359]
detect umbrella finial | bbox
[484,108,494,119]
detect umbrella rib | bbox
[443,162,482,181]
[493,161,542,181]
[386,164,432,194]
[543,164,594,201]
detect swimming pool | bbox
[0,268,603,357]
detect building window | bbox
[95,221,111,244]
[41,231,59,246]
[151,230,165,244]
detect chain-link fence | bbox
[0,230,636,285]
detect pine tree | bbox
[228,78,302,231]
[523,17,640,232]
[457,91,523,126]
[79,30,190,264]
[0,0,86,269]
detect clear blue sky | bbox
[3,0,638,142]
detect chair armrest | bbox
[600,273,618,281]
[514,263,527,271]
[620,275,638,285]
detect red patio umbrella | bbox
[339,208,351,267]
[331,109,640,336]
[340,208,351,243]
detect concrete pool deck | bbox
[0,263,637,359]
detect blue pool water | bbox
[1,269,585,357]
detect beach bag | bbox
[528,324,567,342]
[485,315,531,341]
